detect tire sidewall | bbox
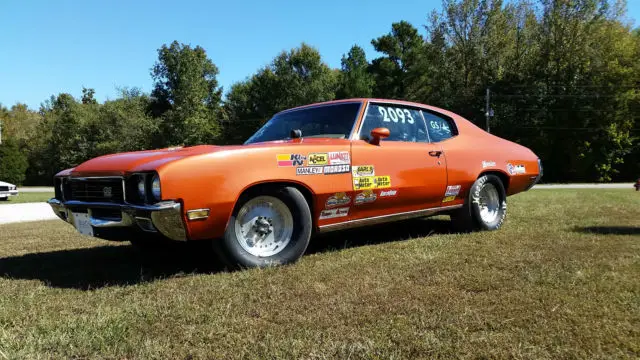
[470,175,507,230]
[221,186,312,268]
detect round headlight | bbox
[137,177,146,198]
[151,175,161,201]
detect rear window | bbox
[245,103,360,144]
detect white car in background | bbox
[0,181,18,200]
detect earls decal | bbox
[354,190,377,205]
[353,175,391,191]
[352,165,375,177]
[277,153,306,167]
[319,207,349,220]
[325,192,351,208]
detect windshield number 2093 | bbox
[377,107,415,124]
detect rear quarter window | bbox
[422,110,458,142]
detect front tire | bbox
[451,174,507,232]
[215,186,312,269]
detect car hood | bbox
[67,138,351,177]
[0,180,16,187]
[69,145,230,176]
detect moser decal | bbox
[515,165,526,174]
[319,207,349,220]
[445,185,461,197]
[307,153,328,166]
[482,161,496,168]
[323,164,350,175]
[379,189,397,197]
[328,151,350,165]
[296,166,323,175]
[325,192,351,208]
[353,175,392,190]
[352,165,375,177]
[443,195,456,202]
[277,153,306,167]
[354,190,377,205]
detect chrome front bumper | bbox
[47,198,187,241]
[0,190,18,197]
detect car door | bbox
[349,102,448,220]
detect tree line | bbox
[0,0,638,185]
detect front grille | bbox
[0,186,8,192]
[69,178,124,203]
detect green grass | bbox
[0,189,638,359]
[1,192,54,203]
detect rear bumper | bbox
[47,198,187,241]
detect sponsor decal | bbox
[325,192,351,208]
[354,190,377,205]
[353,175,392,190]
[323,164,350,175]
[319,207,349,220]
[277,153,306,167]
[515,165,526,174]
[482,161,496,168]
[379,189,397,197]
[507,163,516,175]
[296,166,323,175]
[352,165,375,177]
[443,195,456,202]
[307,153,328,166]
[375,176,391,189]
[328,151,350,165]
[445,185,461,197]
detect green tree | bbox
[222,43,337,144]
[337,45,374,98]
[151,41,223,146]
[370,21,425,100]
[0,138,28,185]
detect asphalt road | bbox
[0,183,636,225]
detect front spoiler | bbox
[47,198,187,241]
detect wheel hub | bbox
[478,183,500,224]
[234,196,293,257]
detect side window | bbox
[359,104,429,143]
[422,110,457,142]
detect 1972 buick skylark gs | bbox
[48,99,542,268]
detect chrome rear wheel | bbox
[478,183,500,224]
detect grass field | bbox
[2,192,54,203]
[0,189,638,359]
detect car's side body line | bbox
[317,204,463,233]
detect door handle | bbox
[428,150,442,157]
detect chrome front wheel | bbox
[234,196,294,258]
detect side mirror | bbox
[369,127,390,145]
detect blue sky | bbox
[1,0,639,109]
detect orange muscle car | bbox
[48,99,542,268]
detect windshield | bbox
[244,102,360,144]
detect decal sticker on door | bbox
[319,207,349,220]
[353,175,391,190]
[352,165,375,177]
[325,192,351,208]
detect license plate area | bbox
[72,212,94,237]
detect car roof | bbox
[280,98,452,116]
